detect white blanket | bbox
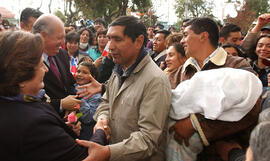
[170,68,262,121]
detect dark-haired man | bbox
[94,17,106,33]
[170,17,260,161]
[76,16,171,161]
[219,23,242,46]
[20,7,43,32]
[151,29,171,68]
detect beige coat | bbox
[94,54,171,161]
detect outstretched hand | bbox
[77,74,102,99]
[76,139,110,161]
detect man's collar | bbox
[207,47,227,66]
[182,47,227,73]
[42,53,49,64]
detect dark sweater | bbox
[0,98,106,161]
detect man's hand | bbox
[66,121,81,136]
[76,139,110,161]
[169,117,195,146]
[251,13,270,32]
[94,118,110,141]
[61,95,82,111]
[77,74,102,99]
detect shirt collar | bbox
[182,47,227,73]
[43,52,49,61]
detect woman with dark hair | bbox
[249,34,270,87]
[78,27,94,52]
[0,31,108,160]
[165,43,186,77]
[222,43,246,58]
[87,29,108,61]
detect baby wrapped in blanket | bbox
[166,68,262,161]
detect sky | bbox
[153,0,242,24]
[0,0,242,25]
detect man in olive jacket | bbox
[77,16,171,161]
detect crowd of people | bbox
[0,6,270,161]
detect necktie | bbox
[48,56,63,86]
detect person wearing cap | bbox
[242,13,270,54]
[261,25,270,34]
[151,29,171,69]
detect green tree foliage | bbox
[245,0,269,17]
[175,0,215,23]
[54,10,66,23]
[226,0,270,17]
[73,0,152,24]
[225,0,270,33]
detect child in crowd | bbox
[74,61,102,140]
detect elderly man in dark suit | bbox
[33,14,81,116]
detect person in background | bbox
[151,29,171,68]
[20,7,43,32]
[97,52,115,83]
[162,33,186,74]
[94,17,106,33]
[219,23,242,47]
[87,30,108,62]
[146,26,155,50]
[147,26,154,41]
[165,42,187,77]
[245,108,270,161]
[155,23,164,31]
[78,27,94,52]
[222,43,246,58]
[74,62,101,140]
[245,122,270,161]
[249,34,270,88]
[169,26,178,34]
[64,31,91,76]
[180,18,190,34]
[0,30,108,161]
[165,32,183,48]
[242,13,270,55]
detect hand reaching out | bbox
[76,139,110,161]
[76,74,102,99]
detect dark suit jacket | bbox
[44,49,76,114]
[0,97,107,161]
[0,98,87,161]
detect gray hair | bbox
[249,122,270,161]
[32,14,62,35]
[259,108,270,123]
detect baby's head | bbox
[75,61,98,85]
